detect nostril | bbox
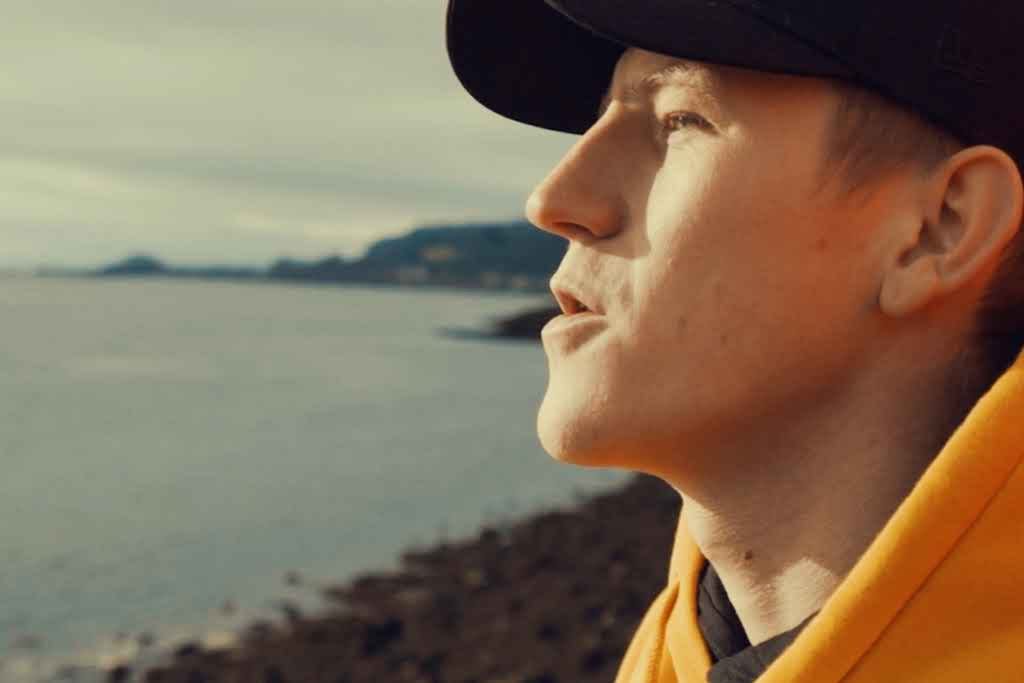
[553,222,600,244]
[526,182,602,241]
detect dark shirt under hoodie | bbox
[696,563,817,683]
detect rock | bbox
[220,598,237,616]
[581,603,603,623]
[493,306,561,339]
[362,618,404,656]
[299,624,329,645]
[284,570,303,587]
[242,620,276,643]
[491,614,511,634]
[506,596,525,614]
[274,599,303,623]
[462,568,487,589]
[137,631,156,648]
[529,553,557,572]
[394,587,432,609]
[397,660,419,679]
[174,641,203,658]
[580,647,609,673]
[420,651,445,677]
[264,665,287,682]
[535,621,562,642]
[523,673,558,683]
[107,664,133,682]
[431,592,462,631]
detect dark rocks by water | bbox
[492,306,560,340]
[108,664,133,682]
[439,303,560,343]
[134,474,680,683]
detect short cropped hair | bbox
[822,81,1024,426]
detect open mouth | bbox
[568,298,591,315]
[551,283,600,317]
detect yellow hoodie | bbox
[614,351,1024,683]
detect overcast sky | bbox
[0,0,575,268]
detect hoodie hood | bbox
[616,349,1024,682]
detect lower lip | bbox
[541,313,607,347]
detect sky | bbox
[0,0,576,268]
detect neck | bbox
[671,358,960,645]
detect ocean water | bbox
[0,277,630,681]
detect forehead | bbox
[599,49,737,120]
[613,49,721,88]
[601,47,834,117]
[601,49,722,110]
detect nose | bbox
[525,117,625,243]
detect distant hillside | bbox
[86,220,567,292]
[93,255,262,280]
[362,222,564,275]
[269,221,566,290]
[97,254,168,276]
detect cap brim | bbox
[447,0,855,135]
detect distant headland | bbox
[48,221,564,294]
[38,220,564,339]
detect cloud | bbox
[0,0,575,267]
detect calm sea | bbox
[0,277,629,681]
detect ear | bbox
[880,146,1024,318]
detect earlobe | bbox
[879,146,1024,319]
[880,256,941,318]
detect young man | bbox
[448,2,1024,682]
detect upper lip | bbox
[550,277,602,316]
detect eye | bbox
[661,111,713,134]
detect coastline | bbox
[5,302,673,683]
[103,473,679,683]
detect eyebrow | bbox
[597,61,714,119]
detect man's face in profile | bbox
[527,48,897,481]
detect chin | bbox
[536,377,708,484]
[536,388,625,470]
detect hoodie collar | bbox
[664,349,1024,682]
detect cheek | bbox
[626,142,855,346]
[638,164,762,319]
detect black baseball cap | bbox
[446,0,1024,164]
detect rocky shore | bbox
[122,473,679,683]
[55,304,675,683]
[491,306,560,340]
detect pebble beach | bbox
[79,472,680,683]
